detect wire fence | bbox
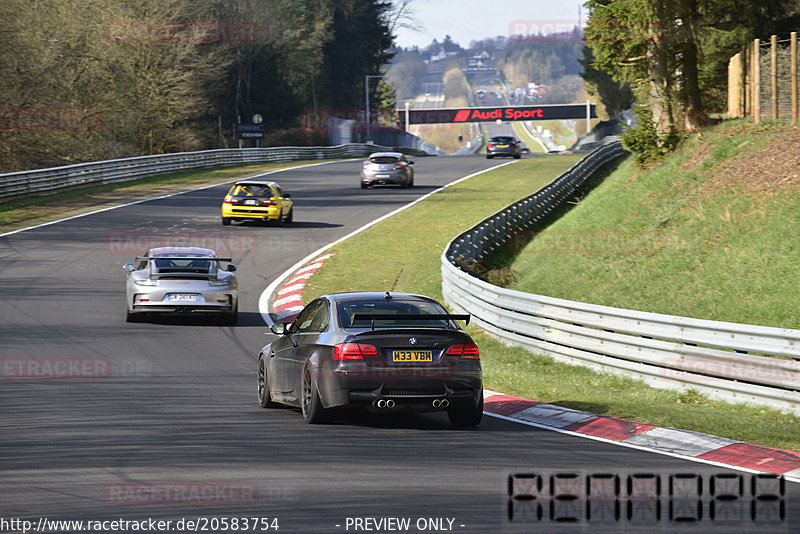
[728,32,799,124]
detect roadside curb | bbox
[271,253,335,323]
[483,390,800,482]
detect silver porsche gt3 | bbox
[122,247,238,324]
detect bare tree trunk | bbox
[679,0,707,131]
[647,12,674,132]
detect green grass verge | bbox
[0,159,338,232]
[503,121,800,330]
[302,152,800,451]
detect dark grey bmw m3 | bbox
[258,291,483,427]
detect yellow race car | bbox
[221,180,293,225]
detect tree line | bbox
[0,0,395,173]
[582,0,800,163]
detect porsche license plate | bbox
[392,350,433,362]
[169,294,198,302]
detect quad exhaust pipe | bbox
[432,399,449,408]
[376,399,396,409]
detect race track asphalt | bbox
[1,156,795,533]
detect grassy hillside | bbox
[502,120,800,329]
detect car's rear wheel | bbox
[258,354,278,408]
[284,207,293,224]
[486,154,493,159]
[447,390,483,427]
[514,154,521,159]
[301,365,327,423]
[361,183,368,189]
[221,217,231,226]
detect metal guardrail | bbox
[0,143,430,201]
[446,141,626,266]
[442,142,800,415]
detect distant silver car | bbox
[360,152,415,189]
[123,247,238,324]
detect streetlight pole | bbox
[365,74,386,143]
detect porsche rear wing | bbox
[135,256,233,280]
[350,313,470,330]
[134,256,233,262]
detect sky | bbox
[394,0,587,49]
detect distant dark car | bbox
[258,291,483,426]
[486,136,522,159]
[360,152,415,189]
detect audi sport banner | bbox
[400,104,596,125]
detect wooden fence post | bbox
[754,38,761,124]
[792,32,798,127]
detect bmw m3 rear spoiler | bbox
[351,313,470,329]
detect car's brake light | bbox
[394,162,407,168]
[223,198,239,205]
[332,343,378,360]
[446,342,480,359]
[488,143,495,148]
[260,200,276,206]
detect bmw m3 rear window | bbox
[338,299,451,328]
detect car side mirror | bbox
[409,160,415,165]
[226,264,237,272]
[122,263,134,271]
[270,323,286,335]
[284,193,291,198]
[270,322,296,335]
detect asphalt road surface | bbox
[1,156,796,533]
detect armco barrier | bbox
[442,142,800,415]
[0,143,429,201]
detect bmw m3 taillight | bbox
[446,342,480,359]
[223,198,239,205]
[332,343,378,360]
